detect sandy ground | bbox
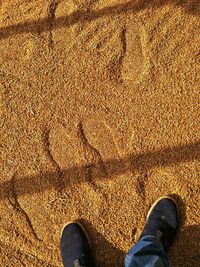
[0,0,200,266]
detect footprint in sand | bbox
[48,119,136,181]
[80,118,138,182]
[48,121,119,182]
[84,118,138,157]
[121,19,150,84]
[48,123,104,216]
[48,123,82,171]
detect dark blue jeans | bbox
[125,236,171,267]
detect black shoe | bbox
[60,222,94,267]
[140,196,179,251]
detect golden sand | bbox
[0,1,199,266]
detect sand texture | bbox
[0,0,200,266]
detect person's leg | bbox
[125,235,171,267]
[60,222,95,267]
[125,197,179,267]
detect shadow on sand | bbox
[0,140,199,200]
[0,0,199,40]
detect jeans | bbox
[125,236,171,267]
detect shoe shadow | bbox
[79,219,125,267]
[171,225,200,267]
[168,194,200,267]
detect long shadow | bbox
[79,219,125,267]
[0,0,199,40]
[0,140,199,200]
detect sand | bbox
[0,0,200,266]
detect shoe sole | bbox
[147,196,179,220]
[61,221,92,248]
